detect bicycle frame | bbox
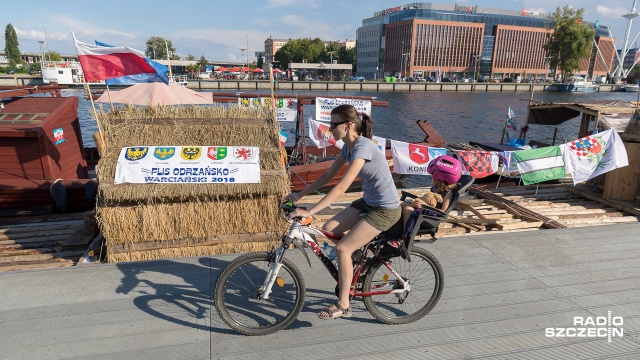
[259,219,410,300]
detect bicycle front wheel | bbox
[363,247,443,324]
[214,252,306,336]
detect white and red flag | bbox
[391,140,445,175]
[73,33,162,83]
[308,119,344,149]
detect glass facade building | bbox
[356,2,614,81]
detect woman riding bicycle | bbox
[285,104,401,320]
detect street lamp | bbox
[403,53,410,80]
[473,55,479,82]
[400,41,405,79]
[328,51,335,81]
[246,34,249,70]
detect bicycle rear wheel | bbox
[214,252,306,335]
[363,247,443,324]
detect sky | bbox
[2,0,640,63]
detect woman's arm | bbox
[285,156,347,201]
[308,158,365,215]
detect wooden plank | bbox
[0,221,82,235]
[106,231,281,253]
[0,259,74,272]
[495,221,543,230]
[0,229,77,241]
[603,142,640,201]
[566,186,640,217]
[0,250,85,264]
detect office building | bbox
[356,2,615,81]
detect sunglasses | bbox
[329,120,350,130]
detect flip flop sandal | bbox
[318,302,352,320]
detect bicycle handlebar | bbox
[281,200,312,225]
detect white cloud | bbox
[264,0,319,9]
[596,5,627,18]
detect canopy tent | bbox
[216,67,228,72]
[272,68,283,73]
[241,67,251,72]
[96,82,213,106]
[252,68,264,73]
[527,100,636,139]
[229,67,241,72]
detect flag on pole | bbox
[505,107,518,142]
[560,129,628,184]
[308,119,344,149]
[279,130,288,147]
[94,41,169,85]
[73,34,167,83]
[512,146,566,185]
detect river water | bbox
[66,88,638,188]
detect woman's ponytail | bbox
[360,113,373,139]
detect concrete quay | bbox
[1,222,638,359]
[0,75,626,92]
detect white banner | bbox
[238,97,297,122]
[308,119,344,149]
[315,97,372,122]
[114,146,260,184]
[391,140,446,175]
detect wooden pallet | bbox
[0,214,96,272]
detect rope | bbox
[287,166,325,195]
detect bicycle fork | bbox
[258,247,285,300]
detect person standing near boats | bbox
[284,104,401,320]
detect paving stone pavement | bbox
[1,223,639,360]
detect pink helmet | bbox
[427,155,462,184]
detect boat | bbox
[559,76,599,92]
[0,85,97,211]
[624,84,639,92]
[42,60,86,85]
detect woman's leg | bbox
[322,206,362,236]
[324,219,381,314]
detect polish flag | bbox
[73,34,159,82]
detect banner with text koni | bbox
[114,146,260,184]
[391,140,446,175]
[315,97,372,122]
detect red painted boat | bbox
[0,86,96,211]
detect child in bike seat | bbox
[284,104,401,321]
[401,155,462,230]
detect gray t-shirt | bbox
[339,136,399,208]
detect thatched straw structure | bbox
[94,104,290,262]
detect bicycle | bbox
[213,190,454,336]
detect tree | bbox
[145,36,179,60]
[185,54,196,61]
[4,24,22,65]
[544,6,595,79]
[45,51,62,61]
[197,55,208,69]
[273,38,326,68]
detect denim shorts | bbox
[350,198,401,232]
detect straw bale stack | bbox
[94,104,290,262]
